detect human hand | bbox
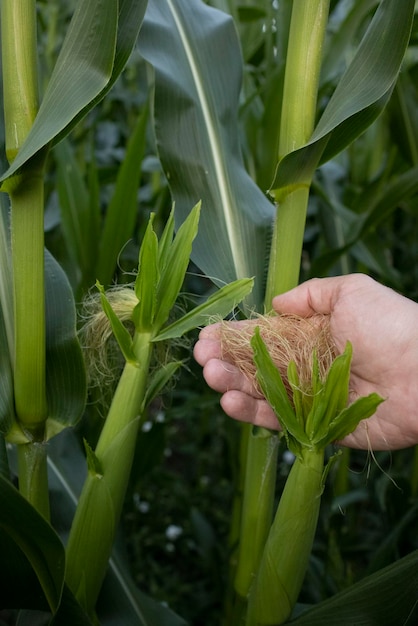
[194,274,418,450]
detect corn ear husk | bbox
[246,448,324,625]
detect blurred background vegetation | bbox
[2,0,418,624]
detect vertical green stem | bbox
[11,177,47,432]
[266,0,330,303]
[1,1,49,522]
[65,332,153,615]
[1,0,39,163]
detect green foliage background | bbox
[1,0,418,624]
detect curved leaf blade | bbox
[1,0,148,186]
[0,474,65,612]
[139,0,274,311]
[44,251,87,440]
[271,0,414,194]
[290,549,418,625]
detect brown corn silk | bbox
[220,314,337,400]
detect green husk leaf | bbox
[84,439,103,477]
[251,328,309,453]
[305,342,352,442]
[157,207,176,273]
[152,277,254,342]
[287,359,314,429]
[247,449,324,625]
[154,202,201,331]
[133,215,159,332]
[324,392,385,445]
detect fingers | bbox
[193,335,222,366]
[220,391,280,431]
[201,358,263,397]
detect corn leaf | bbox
[152,277,254,342]
[290,548,418,625]
[0,475,65,613]
[271,0,414,196]
[0,0,148,186]
[139,0,274,311]
[96,105,149,287]
[43,251,87,441]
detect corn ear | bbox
[246,448,324,625]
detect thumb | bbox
[272,277,345,316]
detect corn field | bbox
[1,1,418,624]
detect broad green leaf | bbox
[97,105,149,287]
[154,202,201,331]
[133,215,159,332]
[1,0,148,187]
[290,549,418,625]
[152,277,254,342]
[139,0,274,311]
[320,0,378,87]
[271,0,415,195]
[44,251,87,441]
[96,281,137,364]
[0,474,65,612]
[251,328,310,453]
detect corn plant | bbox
[139,0,418,623]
